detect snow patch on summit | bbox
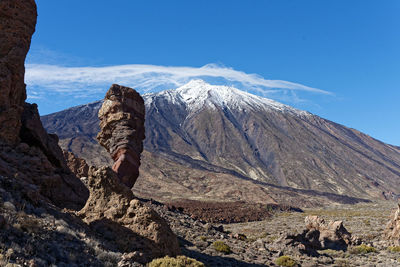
[144,79,310,116]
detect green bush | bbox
[275,255,296,267]
[148,255,205,267]
[212,241,231,254]
[388,246,400,253]
[348,244,376,254]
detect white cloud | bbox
[25,63,331,101]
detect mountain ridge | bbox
[41,80,400,206]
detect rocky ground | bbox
[148,200,400,266]
[1,177,399,267]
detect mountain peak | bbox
[146,79,309,116]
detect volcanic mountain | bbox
[41,80,400,206]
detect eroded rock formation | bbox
[0,0,37,145]
[383,203,400,243]
[78,166,180,263]
[63,150,89,178]
[1,0,178,265]
[21,103,68,169]
[97,84,145,188]
[0,0,88,210]
[303,215,353,250]
[269,215,357,256]
[77,85,180,263]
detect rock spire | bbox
[97,84,145,188]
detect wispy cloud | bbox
[25,63,331,103]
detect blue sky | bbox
[26,0,400,145]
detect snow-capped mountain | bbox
[41,80,400,206]
[144,79,309,116]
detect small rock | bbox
[3,201,16,212]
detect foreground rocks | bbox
[0,1,179,266]
[0,0,37,145]
[0,141,88,210]
[78,166,180,264]
[97,84,145,188]
[0,0,88,210]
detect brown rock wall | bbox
[0,0,37,144]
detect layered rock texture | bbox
[97,84,145,188]
[78,167,180,263]
[76,85,180,264]
[0,0,37,145]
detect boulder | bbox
[0,0,37,145]
[78,166,180,263]
[269,215,356,256]
[383,203,400,242]
[304,215,353,250]
[97,84,145,188]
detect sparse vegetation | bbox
[319,249,345,257]
[199,236,207,242]
[212,241,231,254]
[148,255,205,267]
[388,246,400,253]
[348,244,376,254]
[275,255,296,267]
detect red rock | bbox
[97,84,145,188]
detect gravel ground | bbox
[150,200,400,266]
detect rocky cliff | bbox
[0,0,88,210]
[0,1,180,265]
[0,0,37,145]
